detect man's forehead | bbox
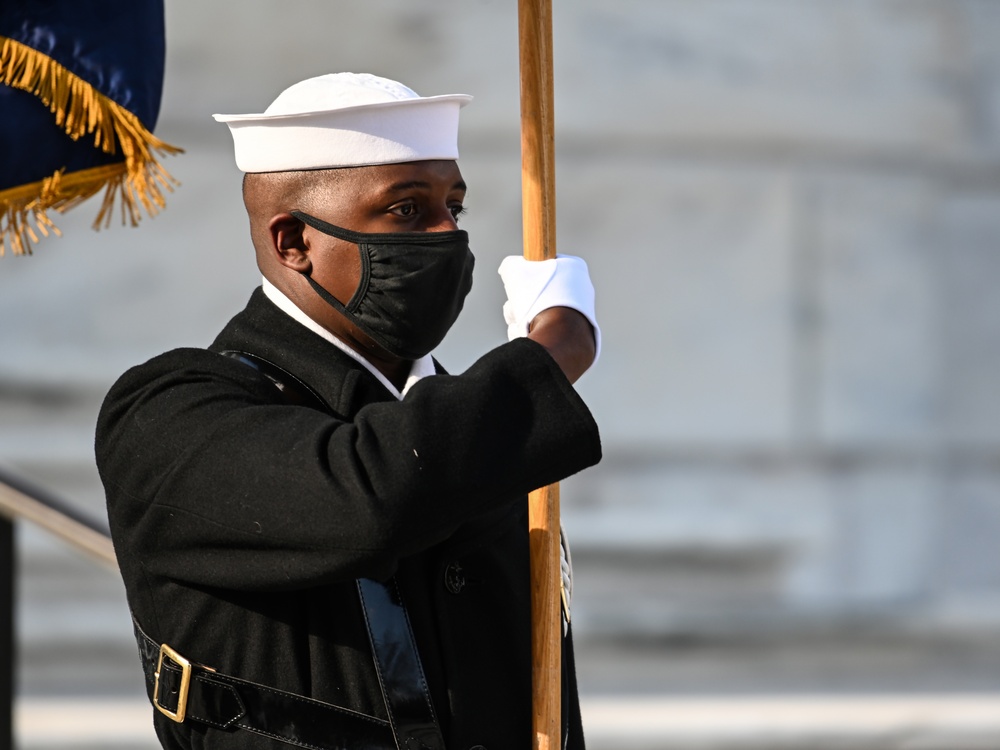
[315,160,465,193]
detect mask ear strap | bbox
[303,272,350,316]
[292,209,468,245]
[303,253,373,317]
[292,209,363,243]
[304,264,391,354]
[296,210,372,314]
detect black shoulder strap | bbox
[221,350,446,750]
[223,350,329,410]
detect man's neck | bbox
[261,278,435,399]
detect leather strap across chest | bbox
[223,349,446,750]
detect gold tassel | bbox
[0,36,183,256]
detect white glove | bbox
[497,254,601,362]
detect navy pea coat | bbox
[95,288,602,749]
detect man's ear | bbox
[268,213,311,272]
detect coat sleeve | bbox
[95,337,601,591]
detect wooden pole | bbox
[519,0,556,261]
[518,1,561,748]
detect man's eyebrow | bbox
[384,179,467,193]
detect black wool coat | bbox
[96,288,602,750]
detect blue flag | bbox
[0,0,181,255]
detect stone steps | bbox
[16,695,1000,750]
[5,397,1000,750]
[10,449,1000,698]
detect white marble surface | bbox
[3,3,1000,726]
[16,695,1000,750]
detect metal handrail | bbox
[0,466,117,750]
[0,466,116,569]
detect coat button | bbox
[444,561,466,594]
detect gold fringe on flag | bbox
[0,36,183,256]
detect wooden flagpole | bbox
[518,1,561,748]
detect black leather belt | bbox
[134,579,445,750]
[134,618,396,750]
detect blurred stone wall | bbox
[553,0,1000,641]
[3,0,1000,680]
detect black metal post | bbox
[0,516,13,750]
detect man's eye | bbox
[393,203,417,217]
[450,205,467,219]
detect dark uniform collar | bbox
[209,287,507,560]
[208,286,400,419]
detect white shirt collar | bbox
[261,278,435,400]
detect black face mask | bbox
[292,210,475,360]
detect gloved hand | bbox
[498,254,601,363]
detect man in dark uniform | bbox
[96,72,601,750]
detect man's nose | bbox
[427,207,460,232]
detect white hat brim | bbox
[213,94,472,172]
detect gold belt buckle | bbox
[154,643,192,723]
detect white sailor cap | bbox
[213,73,472,173]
